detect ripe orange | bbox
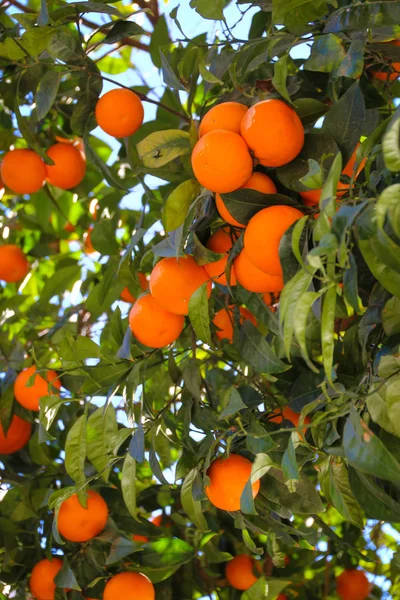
[205,453,260,511]
[216,171,278,228]
[151,514,163,527]
[103,572,155,600]
[269,406,311,438]
[241,99,304,167]
[95,89,144,138]
[213,305,256,343]
[225,555,260,591]
[234,249,284,293]
[263,292,273,306]
[1,149,46,194]
[120,273,149,304]
[14,366,61,412]
[129,294,184,348]
[199,102,248,137]
[0,244,29,283]
[58,490,108,542]
[204,228,237,286]
[0,414,32,454]
[299,189,321,206]
[29,557,63,600]
[244,205,303,276]
[150,256,211,315]
[46,143,86,190]
[336,569,371,600]
[191,130,253,193]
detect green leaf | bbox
[299,159,324,189]
[121,453,137,519]
[189,0,225,20]
[242,577,291,600]
[90,221,118,255]
[40,265,81,305]
[54,558,81,591]
[382,297,400,337]
[337,38,365,79]
[281,435,300,483]
[37,0,49,26]
[293,98,329,126]
[36,70,60,120]
[321,279,337,386]
[304,34,345,73]
[39,395,66,440]
[129,423,145,463]
[188,282,212,346]
[383,110,400,172]
[220,190,299,226]
[241,453,275,515]
[324,2,400,33]
[65,414,87,491]
[47,29,82,62]
[199,61,224,85]
[343,408,400,485]
[262,468,324,514]
[150,15,170,68]
[272,55,291,103]
[293,292,321,373]
[349,468,400,522]
[160,50,188,91]
[181,468,209,530]
[322,82,366,166]
[70,1,121,15]
[84,136,127,190]
[140,538,195,583]
[236,286,280,336]
[237,321,290,375]
[328,460,364,528]
[103,20,146,44]
[219,388,247,420]
[106,537,140,565]
[280,268,316,358]
[137,130,191,168]
[376,184,400,240]
[162,179,200,233]
[86,405,118,482]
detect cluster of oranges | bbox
[0,365,61,456]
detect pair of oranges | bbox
[0,365,61,456]
[30,560,154,600]
[1,139,86,195]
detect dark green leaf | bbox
[272,54,291,103]
[188,282,212,346]
[181,468,209,530]
[86,405,118,481]
[54,559,81,591]
[121,453,137,519]
[36,70,60,120]
[219,388,247,420]
[65,414,87,491]
[304,34,345,73]
[237,321,290,375]
[103,21,146,44]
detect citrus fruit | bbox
[216,171,278,228]
[199,102,248,137]
[263,292,273,306]
[1,149,46,194]
[132,514,163,543]
[205,453,260,511]
[150,256,211,315]
[204,228,237,286]
[29,557,63,600]
[120,273,148,304]
[0,244,29,283]
[191,130,253,193]
[299,189,321,206]
[244,205,304,276]
[337,144,367,197]
[336,569,371,600]
[241,99,304,167]
[95,89,144,138]
[58,490,108,542]
[269,406,311,438]
[234,249,284,293]
[14,366,61,412]
[151,514,163,527]
[129,294,184,348]
[103,572,155,600]
[46,143,86,190]
[0,414,32,454]
[84,227,95,254]
[225,555,260,591]
[213,305,256,343]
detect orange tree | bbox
[1,0,400,599]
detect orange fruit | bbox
[151,514,163,527]
[150,256,211,315]
[1,149,46,194]
[204,228,237,286]
[263,292,273,306]
[205,453,260,511]
[216,171,278,228]
[120,273,148,304]
[199,102,248,137]
[84,226,95,254]
[46,143,86,190]
[299,189,321,206]
[0,244,29,283]
[64,222,76,233]
[29,557,63,600]
[244,205,303,276]
[225,555,260,591]
[191,130,253,193]
[58,490,109,542]
[269,406,311,438]
[277,596,288,600]
[129,294,184,348]
[103,572,155,600]
[95,89,144,138]
[0,414,32,454]
[241,99,304,167]
[14,366,61,412]
[213,305,256,343]
[234,249,284,293]
[336,569,371,600]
